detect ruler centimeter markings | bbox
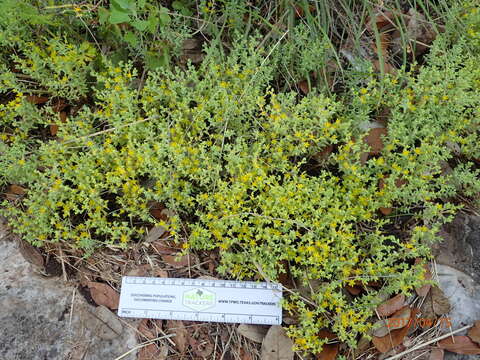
[118,277,283,325]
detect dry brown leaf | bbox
[138,319,156,340]
[127,264,150,277]
[386,306,412,330]
[377,294,405,317]
[406,9,437,56]
[372,319,391,337]
[9,184,26,195]
[437,336,480,355]
[355,336,371,356]
[59,111,67,122]
[345,285,362,296]
[18,240,44,268]
[152,240,177,255]
[261,325,294,360]
[52,99,67,112]
[188,329,214,358]
[431,286,450,316]
[312,145,334,163]
[298,80,310,95]
[429,349,444,360]
[364,127,387,155]
[149,202,166,221]
[468,320,480,344]
[50,124,59,136]
[154,269,169,278]
[167,320,188,353]
[367,11,396,32]
[93,305,123,340]
[239,347,254,360]
[315,330,339,360]
[237,324,269,343]
[137,344,168,360]
[161,253,193,268]
[379,207,393,216]
[277,260,294,289]
[372,59,397,75]
[182,38,202,51]
[87,281,120,309]
[144,225,166,242]
[415,259,432,297]
[372,319,410,353]
[26,95,49,104]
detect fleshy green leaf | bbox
[111,0,132,10]
[109,9,130,24]
[131,20,148,32]
[123,31,138,47]
[98,7,110,25]
[146,13,159,33]
[159,7,171,26]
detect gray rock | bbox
[435,213,480,360]
[0,226,138,360]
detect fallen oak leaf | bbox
[372,319,391,337]
[298,80,310,95]
[137,344,168,360]
[50,124,59,136]
[431,286,451,316]
[386,306,412,331]
[161,253,194,269]
[188,326,214,358]
[315,330,339,360]
[152,240,177,255]
[345,285,362,296]
[377,294,405,317]
[405,9,437,57]
[50,112,67,136]
[138,319,156,340]
[468,320,480,344]
[26,95,49,104]
[429,348,444,360]
[87,281,120,309]
[372,308,418,353]
[237,324,269,343]
[364,127,387,155]
[437,336,480,355]
[312,145,334,163]
[261,325,294,360]
[415,258,432,297]
[239,347,254,360]
[167,320,188,354]
[366,10,396,32]
[18,239,44,268]
[8,184,26,195]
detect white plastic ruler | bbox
[118,276,282,325]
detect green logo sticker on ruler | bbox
[183,288,216,311]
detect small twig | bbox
[63,116,157,145]
[58,244,68,282]
[220,327,235,360]
[385,324,473,360]
[68,287,76,328]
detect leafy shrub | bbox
[1,0,480,355]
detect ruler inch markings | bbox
[118,276,282,325]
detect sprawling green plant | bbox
[1,0,480,355]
